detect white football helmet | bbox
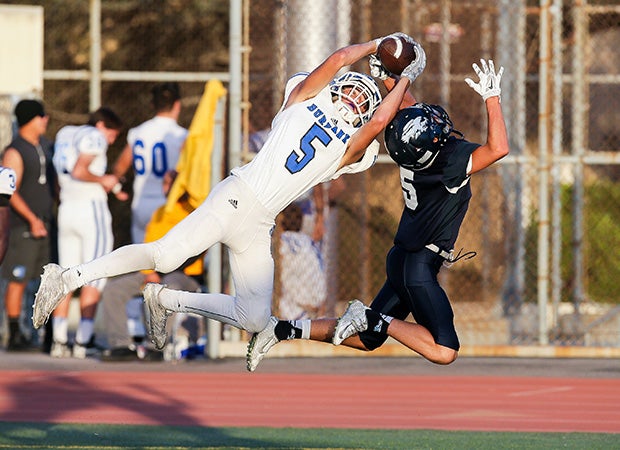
[330,72,382,127]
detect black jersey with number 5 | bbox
[393,136,480,252]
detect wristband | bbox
[112,183,122,194]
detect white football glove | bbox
[369,54,390,80]
[0,167,16,197]
[465,59,504,101]
[400,40,427,83]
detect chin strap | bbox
[426,244,477,268]
[334,100,361,127]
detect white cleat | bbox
[32,263,69,329]
[50,341,71,359]
[72,343,99,359]
[246,316,279,372]
[332,299,369,345]
[143,283,171,350]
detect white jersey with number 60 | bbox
[127,116,187,243]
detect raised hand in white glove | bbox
[400,40,427,83]
[369,54,390,80]
[0,167,16,197]
[465,59,504,101]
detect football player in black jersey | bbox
[247,58,509,371]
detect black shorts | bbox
[358,246,460,351]
[1,226,50,283]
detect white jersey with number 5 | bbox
[53,125,109,202]
[127,116,187,243]
[232,73,379,215]
[53,124,113,291]
[0,166,16,197]
[65,73,379,332]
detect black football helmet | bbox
[384,103,455,170]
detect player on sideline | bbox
[32,33,426,351]
[246,58,509,372]
[50,107,125,358]
[99,82,187,360]
[113,82,187,244]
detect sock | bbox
[8,318,20,338]
[294,319,311,339]
[52,317,69,344]
[62,266,84,292]
[75,319,94,345]
[365,309,393,335]
[126,295,146,338]
[274,320,311,340]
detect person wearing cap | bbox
[1,99,55,352]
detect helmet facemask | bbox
[330,72,382,127]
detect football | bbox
[377,35,418,75]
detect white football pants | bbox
[68,175,275,332]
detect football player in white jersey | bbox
[0,166,17,264]
[245,57,509,372]
[33,34,427,360]
[113,82,187,244]
[98,83,187,360]
[50,107,125,358]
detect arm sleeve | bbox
[329,139,380,180]
[443,141,478,193]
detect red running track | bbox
[1,370,619,433]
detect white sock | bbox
[52,317,68,344]
[126,296,146,336]
[158,288,244,329]
[293,319,311,339]
[75,319,94,345]
[63,243,156,291]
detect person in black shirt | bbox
[247,58,509,371]
[1,99,55,351]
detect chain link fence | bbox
[248,0,620,349]
[1,0,618,353]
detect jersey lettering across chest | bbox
[284,103,352,174]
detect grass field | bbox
[0,423,617,450]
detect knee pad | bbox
[151,240,169,273]
[242,305,272,333]
[152,239,196,274]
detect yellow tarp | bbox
[165,79,227,212]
